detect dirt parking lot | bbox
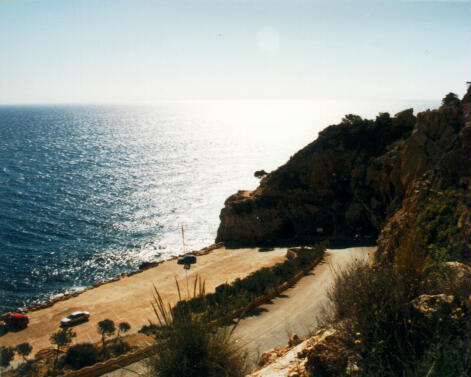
[0,246,287,355]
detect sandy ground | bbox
[0,246,288,354]
[102,247,374,377]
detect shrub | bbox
[148,279,247,377]
[167,244,325,325]
[65,343,99,370]
[108,341,131,356]
[416,187,470,264]
[15,342,32,361]
[139,323,159,336]
[327,260,470,377]
[117,322,131,339]
[0,346,15,371]
[14,360,37,376]
[414,330,471,377]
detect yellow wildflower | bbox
[354,340,361,344]
[456,307,462,312]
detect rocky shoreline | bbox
[14,242,224,315]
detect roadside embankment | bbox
[235,247,374,367]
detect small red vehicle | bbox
[4,313,29,331]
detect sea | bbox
[0,99,437,312]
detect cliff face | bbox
[376,91,471,263]
[216,90,470,254]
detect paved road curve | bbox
[234,247,374,366]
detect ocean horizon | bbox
[0,99,437,312]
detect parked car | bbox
[4,313,29,331]
[60,311,90,327]
[177,255,197,265]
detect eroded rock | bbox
[288,334,302,347]
[411,294,454,316]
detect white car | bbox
[60,311,90,327]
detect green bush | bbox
[65,343,99,370]
[327,261,470,377]
[416,186,470,264]
[169,244,325,324]
[139,323,159,336]
[414,332,471,377]
[108,341,131,356]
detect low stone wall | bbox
[62,344,158,377]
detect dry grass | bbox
[325,259,470,377]
[148,277,248,377]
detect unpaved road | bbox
[102,247,374,376]
[0,246,287,353]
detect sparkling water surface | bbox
[0,100,435,311]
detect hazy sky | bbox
[0,0,469,104]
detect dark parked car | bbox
[177,255,197,269]
[177,255,197,265]
[60,311,90,327]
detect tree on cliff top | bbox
[341,114,363,125]
[442,92,460,107]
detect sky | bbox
[0,0,469,104]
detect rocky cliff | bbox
[376,89,471,264]
[216,89,470,259]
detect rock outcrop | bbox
[249,328,357,377]
[249,329,339,377]
[410,293,455,316]
[375,93,471,263]
[239,89,471,377]
[217,89,470,257]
